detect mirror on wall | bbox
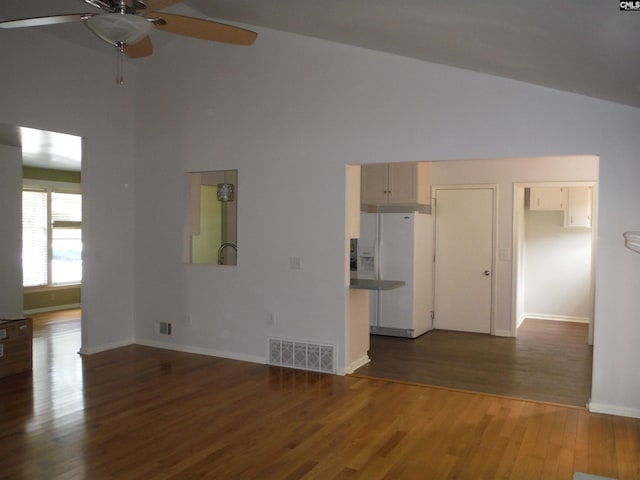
[186,170,237,265]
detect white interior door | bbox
[434,187,494,333]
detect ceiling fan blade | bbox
[127,0,183,12]
[148,12,257,46]
[0,14,95,29]
[124,35,153,58]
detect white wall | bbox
[0,144,24,317]
[523,208,593,321]
[133,25,640,416]
[2,14,639,417]
[431,156,598,334]
[0,29,138,351]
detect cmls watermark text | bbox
[620,1,640,10]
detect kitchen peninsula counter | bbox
[349,278,406,290]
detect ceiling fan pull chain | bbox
[114,42,125,85]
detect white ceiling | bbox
[1,1,639,108]
[1,0,639,171]
[189,0,640,109]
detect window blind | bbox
[22,188,82,287]
[51,192,82,285]
[22,190,48,287]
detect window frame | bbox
[22,179,82,290]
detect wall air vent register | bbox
[268,337,336,374]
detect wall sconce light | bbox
[217,183,234,202]
[623,231,640,253]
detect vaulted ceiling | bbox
[1,0,639,111]
[192,0,640,109]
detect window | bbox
[22,182,82,287]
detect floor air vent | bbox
[268,338,336,374]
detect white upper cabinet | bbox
[361,163,389,205]
[564,186,592,228]
[361,162,431,206]
[529,186,593,228]
[529,187,564,211]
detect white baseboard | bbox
[524,313,590,324]
[588,401,640,419]
[342,355,370,375]
[493,329,514,337]
[25,303,81,316]
[134,338,266,366]
[81,336,353,376]
[79,338,134,355]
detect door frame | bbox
[432,184,498,335]
[512,181,599,344]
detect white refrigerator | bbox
[358,212,434,338]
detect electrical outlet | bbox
[289,256,301,270]
[267,312,276,326]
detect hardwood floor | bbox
[1,311,638,479]
[354,319,593,407]
[32,308,81,335]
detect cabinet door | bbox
[388,163,416,204]
[530,187,564,211]
[361,164,389,205]
[565,187,592,228]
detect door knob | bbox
[484,270,491,276]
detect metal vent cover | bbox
[268,337,336,374]
[156,322,172,336]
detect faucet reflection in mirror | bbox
[186,170,237,265]
[218,242,237,264]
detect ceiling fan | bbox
[0,0,257,59]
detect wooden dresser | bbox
[0,318,33,378]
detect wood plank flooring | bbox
[1,311,637,479]
[354,319,593,407]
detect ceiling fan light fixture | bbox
[85,13,153,46]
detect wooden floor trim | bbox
[349,372,589,411]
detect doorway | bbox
[0,123,83,349]
[513,182,597,343]
[349,155,598,405]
